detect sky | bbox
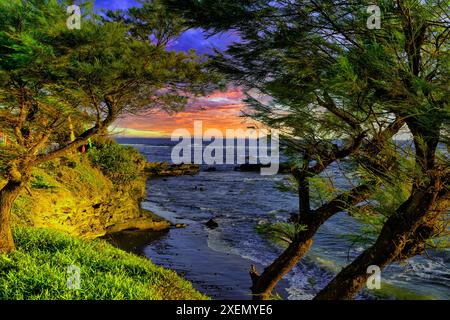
[93,0,247,138]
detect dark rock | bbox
[235,163,262,172]
[235,163,291,174]
[206,167,217,172]
[146,162,201,178]
[205,218,219,229]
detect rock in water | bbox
[205,219,219,229]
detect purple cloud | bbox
[94,0,140,11]
[93,1,238,54]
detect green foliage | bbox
[166,0,449,184]
[88,142,146,184]
[256,221,307,246]
[106,0,187,48]
[0,0,217,180]
[11,194,33,224]
[0,226,206,300]
[275,175,297,193]
[30,175,55,190]
[309,174,343,207]
[343,153,415,245]
[165,1,450,298]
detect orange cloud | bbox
[114,89,258,137]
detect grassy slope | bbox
[0,226,207,300]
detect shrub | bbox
[88,142,146,184]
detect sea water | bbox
[113,137,449,300]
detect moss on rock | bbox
[11,153,169,239]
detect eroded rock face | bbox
[12,156,169,239]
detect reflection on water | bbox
[103,229,169,256]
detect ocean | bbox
[109,137,449,300]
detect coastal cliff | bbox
[10,149,170,239]
[0,143,207,300]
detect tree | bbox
[105,0,188,48]
[164,0,449,299]
[314,0,450,299]
[0,0,215,253]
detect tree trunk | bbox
[248,118,403,300]
[0,179,26,253]
[314,183,440,300]
[250,233,314,300]
[250,172,315,300]
[249,183,374,300]
[314,116,443,300]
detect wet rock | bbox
[146,162,200,177]
[205,219,219,229]
[235,163,291,173]
[175,223,188,228]
[235,163,262,172]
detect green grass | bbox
[0,226,208,300]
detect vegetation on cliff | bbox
[0,140,201,300]
[0,0,217,253]
[88,142,147,184]
[8,141,170,239]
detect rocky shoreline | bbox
[8,157,209,244]
[11,158,182,239]
[106,208,171,234]
[145,162,201,178]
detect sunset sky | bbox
[112,89,254,138]
[95,0,248,138]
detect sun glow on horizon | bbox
[113,89,260,138]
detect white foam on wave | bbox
[243,177,284,183]
[205,226,330,300]
[206,228,242,257]
[286,288,315,300]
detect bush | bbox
[0,226,207,300]
[88,142,146,184]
